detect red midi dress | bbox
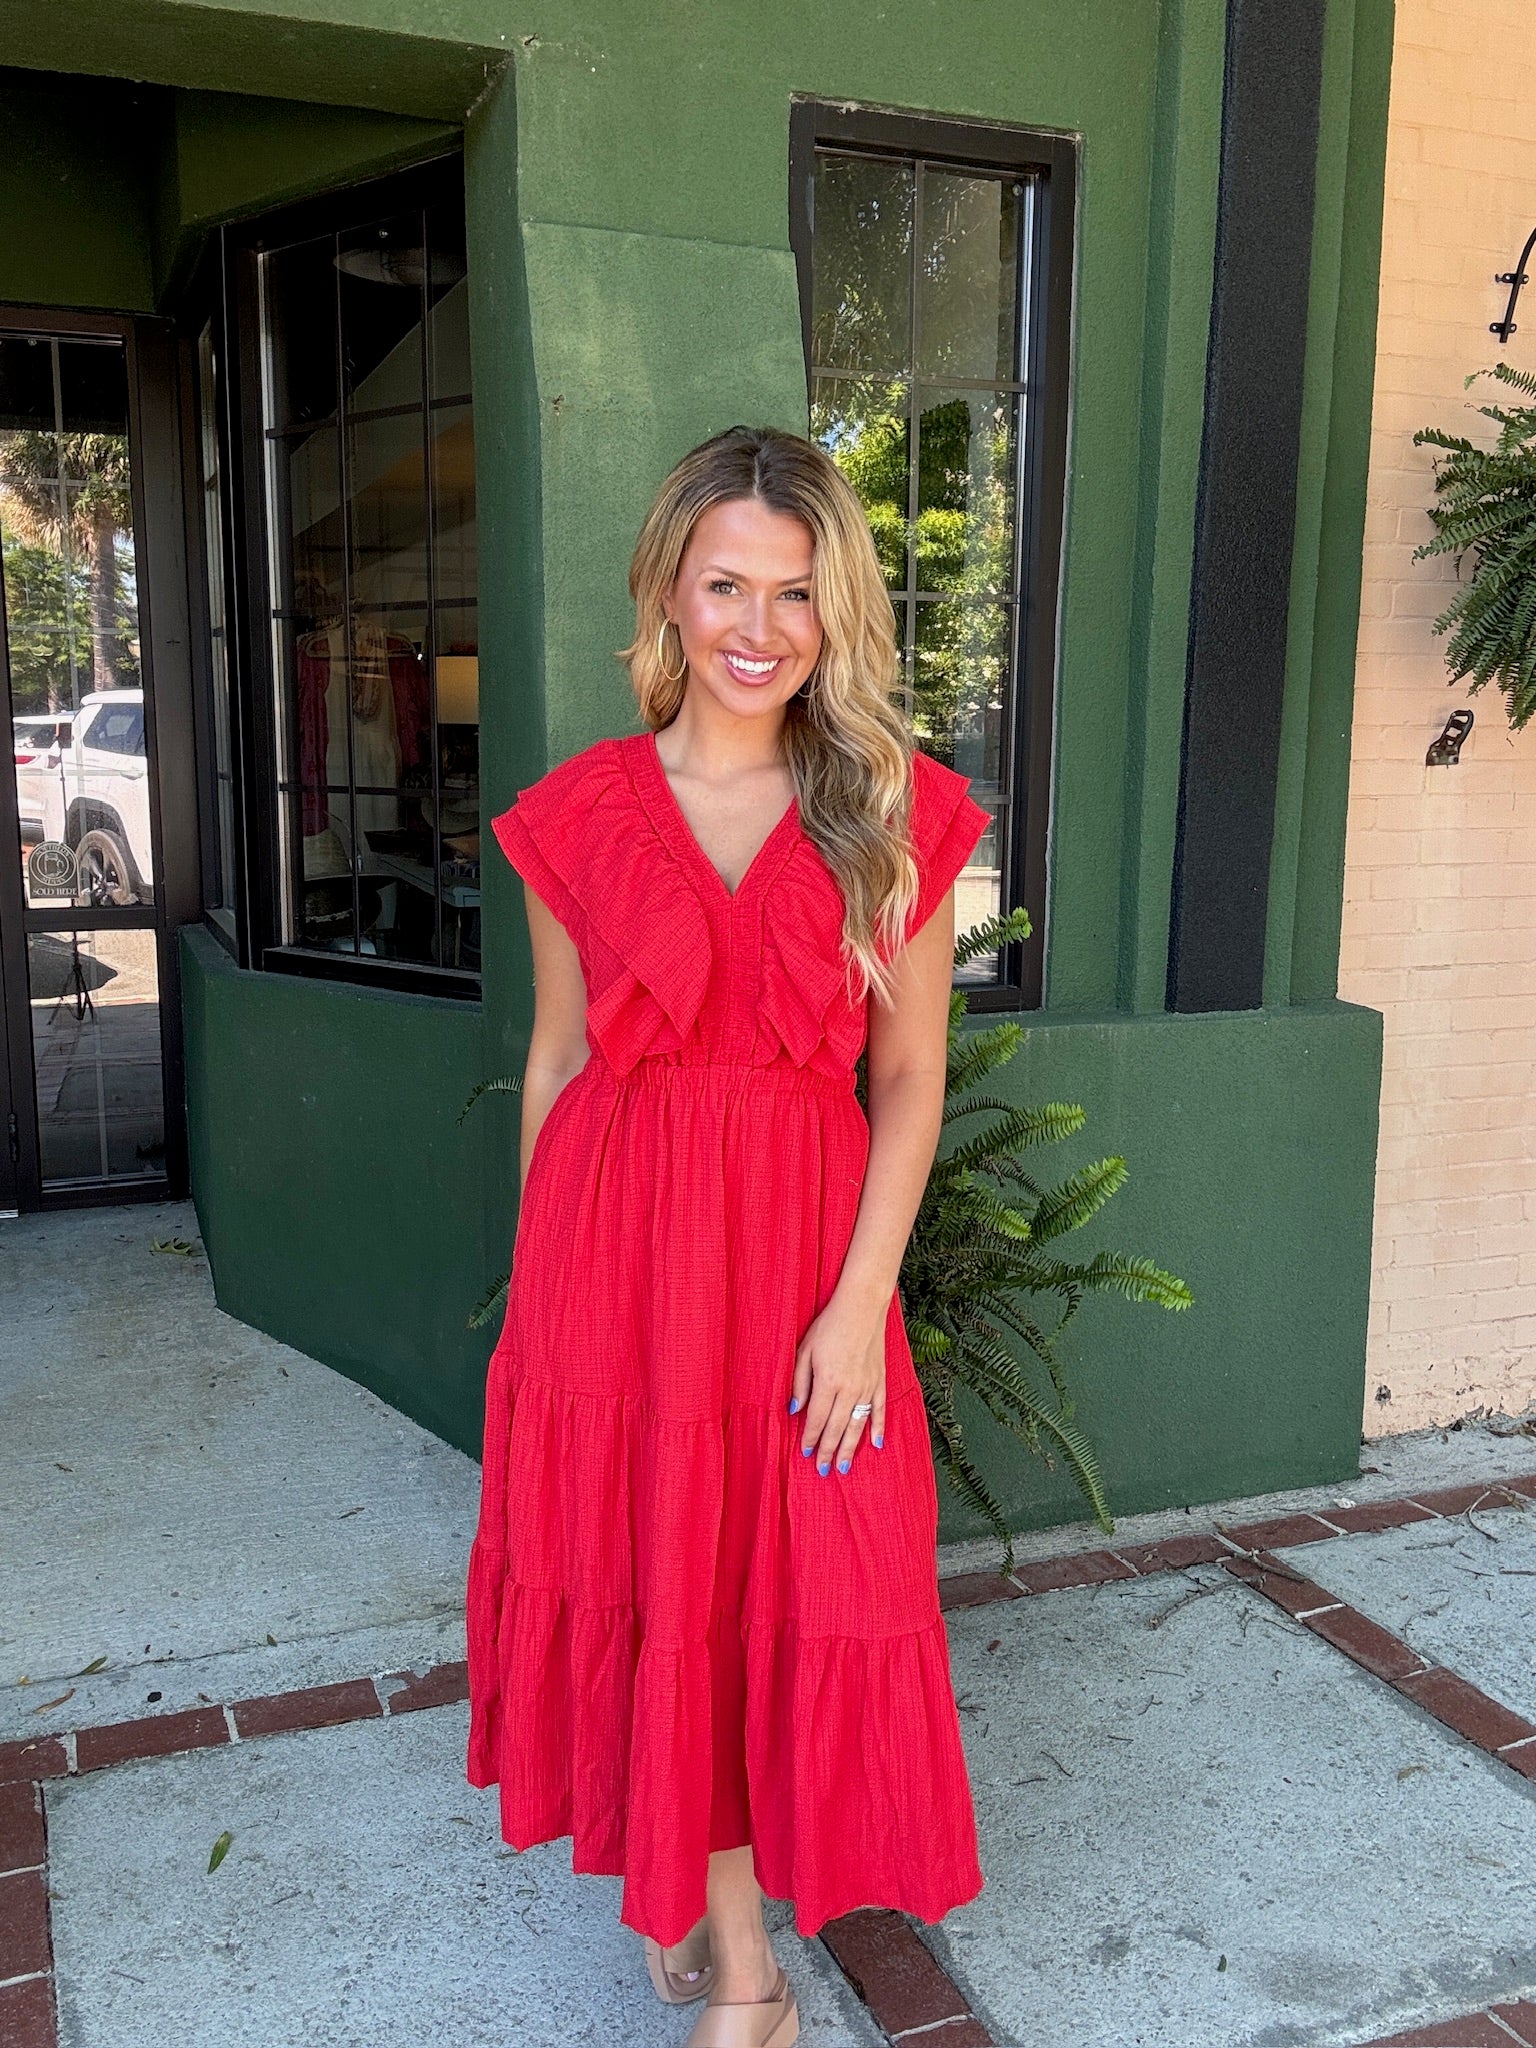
[465,726,989,1947]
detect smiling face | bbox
[663,496,824,720]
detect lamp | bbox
[435,654,479,725]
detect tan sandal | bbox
[683,1962,798,2047]
[643,1915,714,2003]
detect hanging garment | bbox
[295,621,431,842]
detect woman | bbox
[466,424,987,2046]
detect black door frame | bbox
[0,304,199,1213]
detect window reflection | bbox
[259,186,479,976]
[1,334,152,913]
[196,320,238,933]
[27,925,166,1186]
[809,148,1033,984]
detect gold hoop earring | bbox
[656,618,687,684]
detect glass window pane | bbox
[347,411,428,615]
[811,375,910,590]
[430,401,476,588]
[2,337,151,912]
[28,926,165,1185]
[197,321,238,926]
[426,201,471,403]
[264,235,339,430]
[915,391,1017,596]
[917,168,1019,384]
[338,210,426,413]
[260,172,479,978]
[913,599,1009,788]
[953,800,1005,987]
[811,154,913,374]
[0,332,55,431]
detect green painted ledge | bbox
[183,925,1381,1539]
[931,996,1383,1546]
[179,924,500,1454]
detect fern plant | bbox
[462,905,1193,1578]
[1413,359,1536,729]
[890,907,1191,1576]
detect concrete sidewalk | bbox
[3,1200,1535,2048]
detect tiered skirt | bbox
[465,1057,984,1945]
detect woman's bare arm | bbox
[789,885,956,1473]
[518,883,590,1195]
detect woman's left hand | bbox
[790,1289,887,1474]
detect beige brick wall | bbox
[1340,0,1536,1432]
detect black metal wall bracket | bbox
[1492,226,1536,345]
[1426,707,1473,766]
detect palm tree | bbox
[0,430,134,701]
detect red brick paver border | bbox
[1356,1995,1536,2044]
[0,1778,54,2048]
[0,1661,471,2048]
[820,1906,995,2045]
[2,1469,1531,2048]
[1220,1548,1536,1780]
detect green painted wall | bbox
[0,0,502,119]
[0,0,1397,1537]
[929,1001,1383,1541]
[179,926,496,1448]
[0,67,454,314]
[0,73,162,309]
[156,90,457,298]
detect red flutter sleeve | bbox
[902,746,991,942]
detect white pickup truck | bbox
[29,688,155,907]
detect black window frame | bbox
[789,99,1074,1012]
[177,149,481,1002]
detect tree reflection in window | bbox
[809,149,1032,968]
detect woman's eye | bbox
[783,588,811,602]
[708,578,737,595]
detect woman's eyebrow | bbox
[701,562,814,585]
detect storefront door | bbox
[0,314,193,1214]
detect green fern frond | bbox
[954,905,1033,967]
[946,1020,1025,1097]
[467,1269,509,1329]
[457,1073,524,1125]
[1029,1157,1128,1240]
[1414,360,1536,727]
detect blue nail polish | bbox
[837,1459,850,1473]
[788,1396,799,1413]
[817,1460,830,1476]
[874,1433,883,1448]
[802,1441,813,1456]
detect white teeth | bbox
[725,654,778,675]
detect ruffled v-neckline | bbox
[633,728,802,909]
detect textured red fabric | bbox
[465,727,989,1945]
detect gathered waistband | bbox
[594,1059,857,1101]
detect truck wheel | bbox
[76,828,140,907]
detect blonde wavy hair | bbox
[619,424,923,1008]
